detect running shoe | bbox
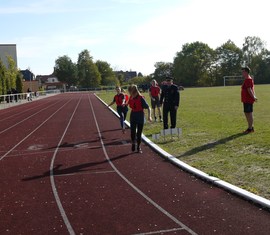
[243,127,254,134]
[137,147,142,154]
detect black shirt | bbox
[160,84,180,107]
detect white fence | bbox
[0,90,61,110]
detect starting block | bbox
[152,128,182,140]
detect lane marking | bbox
[49,95,83,235]
[0,99,63,135]
[132,227,184,235]
[54,170,115,177]
[0,99,52,123]
[89,94,198,235]
[0,98,73,161]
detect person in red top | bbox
[128,85,152,153]
[108,86,128,133]
[149,79,162,122]
[241,66,258,134]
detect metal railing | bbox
[0,90,61,110]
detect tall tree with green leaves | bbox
[5,55,17,91]
[54,55,78,87]
[95,60,118,86]
[215,40,243,85]
[251,49,270,84]
[16,72,23,93]
[174,42,215,86]
[242,36,265,66]
[0,60,7,95]
[153,62,173,83]
[77,50,101,88]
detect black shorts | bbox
[151,96,161,109]
[243,103,253,113]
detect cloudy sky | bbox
[1,0,269,76]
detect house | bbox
[36,74,66,91]
[20,69,35,81]
[115,70,137,81]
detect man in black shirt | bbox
[160,77,180,129]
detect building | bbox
[0,44,17,68]
[115,70,137,81]
[36,74,66,91]
[20,69,35,81]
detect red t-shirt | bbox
[241,78,255,104]
[149,86,160,97]
[128,95,149,112]
[114,94,125,106]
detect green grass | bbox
[97,85,270,199]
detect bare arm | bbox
[147,107,152,122]
[247,87,257,101]
[108,101,115,107]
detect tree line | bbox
[153,36,270,86]
[1,36,268,96]
[55,36,270,89]
[0,56,23,96]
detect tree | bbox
[215,40,243,85]
[0,59,6,95]
[95,60,118,86]
[174,42,215,86]
[16,72,23,93]
[252,49,270,84]
[128,76,151,86]
[77,50,101,88]
[153,62,173,83]
[242,36,266,67]
[5,56,17,91]
[54,55,78,87]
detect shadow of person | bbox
[22,153,132,181]
[177,132,246,158]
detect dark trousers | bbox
[163,105,177,129]
[117,106,128,128]
[130,122,144,146]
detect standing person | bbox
[160,77,180,130]
[149,79,162,122]
[108,86,128,133]
[241,66,257,133]
[128,85,152,153]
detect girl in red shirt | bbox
[108,86,129,133]
[128,85,152,153]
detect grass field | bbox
[97,85,270,199]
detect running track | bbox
[0,92,270,235]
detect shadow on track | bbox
[22,152,133,181]
[176,132,246,158]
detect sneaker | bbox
[244,127,254,134]
[154,117,157,122]
[137,147,142,154]
[160,118,163,122]
[131,143,136,152]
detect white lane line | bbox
[0,99,63,135]
[0,99,51,123]
[132,227,184,235]
[0,98,73,161]
[54,170,116,177]
[88,94,198,235]
[49,95,83,235]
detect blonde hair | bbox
[128,84,141,97]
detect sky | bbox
[1,0,269,76]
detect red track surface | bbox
[1,93,270,235]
